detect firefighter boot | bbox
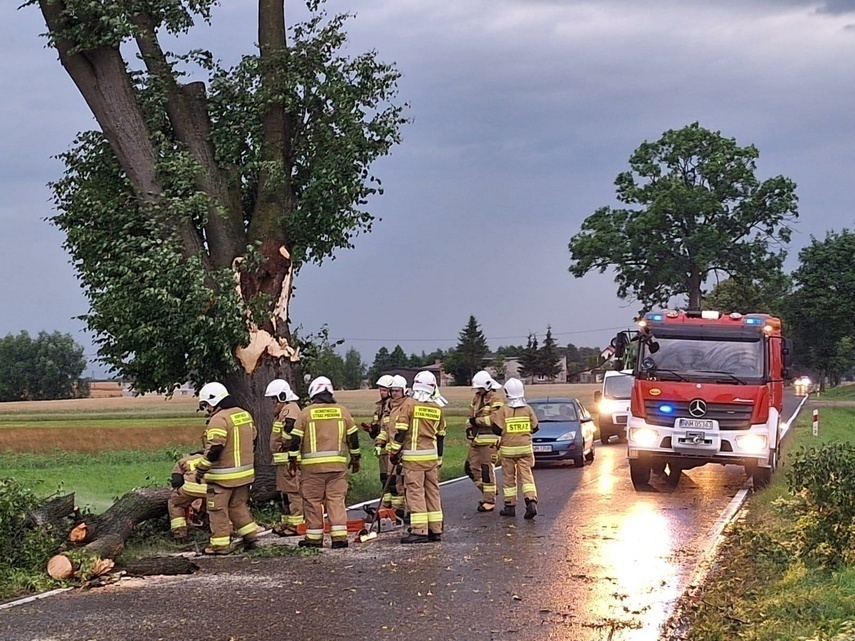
[242,533,259,551]
[428,532,442,542]
[171,527,188,541]
[499,504,516,517]
[524,498,538,520]
[400,533,430,544]
[203,544,233,555]
[477,501,495,513]
[298,538,323,549]
[331,540,349,550]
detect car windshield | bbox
[641,336,764,380]
[531,402,578,422]
[604,374,633,399]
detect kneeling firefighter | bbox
[265,379,304,536]
[167,450,207,540]
[466,370,505,512]
[289,376,361,549]
[493,378,539,519]
[195,382,259,555]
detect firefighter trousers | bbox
[403,464,442,536]
[501,453,537,506]
[386,458,406,510]
[301,469,348,543]
[167,487,205,533]
[275,465,304,528]
[466,443,497,505]
[206,483,258,549]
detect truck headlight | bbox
[736,434,767,453]
[599,399,619,414]
[629,427,658,447]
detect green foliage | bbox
[786,444,855,568]
[569,122,798,312]
[517,333,539,380]
[703,272,791,316]
[294,325,345,390]
[0,479,65,598]
[538,326,563,380]
[444,316,489,385]
[342,347,366,390]
[0,331,88,401]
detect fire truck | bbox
[609,310,793,489]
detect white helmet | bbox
[390,375,408,390]
[471,370,496,390]
[307,376,334,399]
[503,377,525,399]
[376,374,395,388]
[412,370,437,395]
[265,379,298,402]
[198,382,229,408]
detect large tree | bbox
[32,1,406,491]
[444,316,489,385]
[0,331,88,401]
[703,272,791,316]
[569,123,798,312]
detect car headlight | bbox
[629,427,659,447]
[599,399,619,415]
[736,434,767,453]
[556,431,577,441]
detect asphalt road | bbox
[1,393,801,641]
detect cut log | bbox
[47,554,74,580]
[120,556,199,577]
[26,493,76,528]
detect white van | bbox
[594,370,634,444]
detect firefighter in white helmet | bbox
[264,378,304,536]
[387,370,446,543]
[493,378,539,518]
[383,375,409,515]
[364,375,394,509]
[194,382,259,554]
[466,370,504,512]
[288,376,361,548]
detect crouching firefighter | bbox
[388,370,446,544]
[167,450,207,540]
[289,376,361,549]
[493,378,539,519]
[265,379,304,536]
[466,370,505,512]
[195,382,259,555]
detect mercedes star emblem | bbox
[689,399,707,417]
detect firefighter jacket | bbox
[493,405,539,457]
[196,407,256,488]
[290,402,360,473]
[468,389,505,445]
[387,397,447,470]
[372,397,394,448]
[271,401,301,466]
[171,454,207,497]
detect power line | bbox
[332,325,630,344]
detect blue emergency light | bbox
[744,317,763,325]
[659,404,674,414]
[646,313,664,322]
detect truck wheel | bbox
[665,463,682,488]
[629,459,651,488]
[573,454,585,467]
[752,466,772,489]
[651,461,667,476]
[600,434,611,445]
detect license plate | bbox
[532,445,552,453]
[678,418,715,430]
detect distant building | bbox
[382,360,445,387]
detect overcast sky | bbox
[1,0,854,377]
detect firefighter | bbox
[167,450,207,541]
[383,375,410,516]
[466,370,505,512]
[289,376,361,549]
[194,382,259,555]
[387,370,446,544]
[365,375,394,509]
[493,378,539,519]
[265,378,303,536]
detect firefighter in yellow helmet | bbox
[388,370,447,543]
[265,378,303,536]
[167,450,207,541]
[466,370,504,512]
[493,378,539,519]
[364,374,394,509]
[289,376,361,549]
[194,382,259,555]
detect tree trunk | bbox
[25,493,76,529]
[688,268,703,310]
[119,556,199,577]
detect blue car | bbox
[528,398,596,467]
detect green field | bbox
[684,405,855,640]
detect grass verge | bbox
[682,405,855,641]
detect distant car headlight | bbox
[556,431,577,441]
[629,427,658,447]
[736,434,767,453]
[598,399,620,414]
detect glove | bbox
[468,417,478,427]
[373,445,383,457]
[194,470,205,484]
[349,457,361,473]
[390,451,402,466]
[360,422,372,432]
[289,457,298,474]
[437,457,443,468]
[465,426,475,440]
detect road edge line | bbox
[346,474,469,512]
[0,587,73,611]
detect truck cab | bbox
[594,370,633,444]
[611,310,792,489]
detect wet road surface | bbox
[1,395,800,641]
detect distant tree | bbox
[367,346,392,384]
[786,230,855,391]
[388,345,408,368]
[444,316,489,385]
[342,348,366,390]
[538,326,563,381]
[0,331,88,401]
[495,344,525,358]
[298,327,345,390]
[487,355,508,383]
[704,272,790,316]
[517,334,540,381]
[569,123,798,312]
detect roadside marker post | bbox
[812,409,819,436]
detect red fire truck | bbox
[610,310,793,489]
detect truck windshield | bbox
[640,337,764,381]
[604,374,634,399]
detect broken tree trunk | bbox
[25,493,76,529]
